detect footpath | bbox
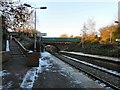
[2,40,81,89]
[1,39,104,89]
[2,39,29,89]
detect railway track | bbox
[60,51,120,72]
[52,52,120,90]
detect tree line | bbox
[60,18,120,45]
[0,0,36,51]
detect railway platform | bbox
[1,39,104,89]
[2,39,29,89]
[33,52,104,89]
[60,51,120,62]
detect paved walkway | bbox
[2,40,83,89]
[2,39,29,89]
[33,52,103,89]
[2,39,104,89]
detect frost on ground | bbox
[20,52,52,89]
[50,55,84,85]
[0,70,11,89]
[60,51,120,62]
[20,52,103,89]
[0,70,10,77]
[2,81,13,89]
[62,55,120,76]
[6,40,10,51]
[20,51,82,89]
[50,53,102,88]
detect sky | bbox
[19,0,119,37]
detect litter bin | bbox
[26,51,40,67]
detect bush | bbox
[66,42,119,58]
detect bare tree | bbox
[85,18,96,35]
[81,23,88,48]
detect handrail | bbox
[12,38,39,67]
[13,38,32,55]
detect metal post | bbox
[110,26,113,44]
[40,34,41,52]
[34,9,36,51]
[110,31,112,44]
[23,3,47,52]
[82,34,84,48]
[81,29,85,48]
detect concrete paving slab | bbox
[33,52,104,89]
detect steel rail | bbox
[62,55,120,78]
[53,53,120,90]
[59,52,120,72]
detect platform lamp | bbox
[23,3,47,52]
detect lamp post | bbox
[110,28,112,44]
[23,3,47,52]
[81,29,84,48]
[81,24,87,48]
[110,21,120,44]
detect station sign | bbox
[40,33,47,36]
[37,33,47,37]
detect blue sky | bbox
[20,0,118,37]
